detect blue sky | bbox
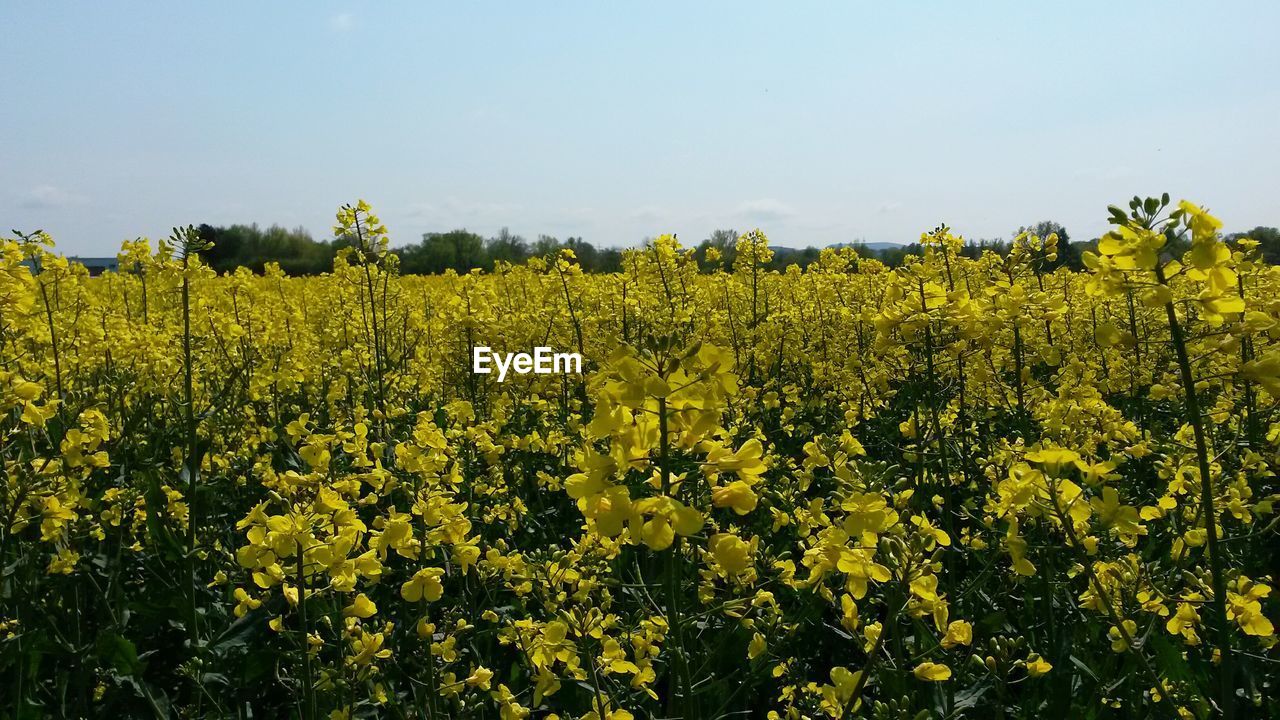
[3,2,1278,255]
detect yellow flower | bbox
[1227,584,1275,637]
[401,567,445,602]
[711,480,758,515]
[748,632,767,660]
[709,533,753,574]
[633,496,702,550]
[1093,224,1165,271]
[941,620,972,649]
[348,628,392,666]
[1026,655,1052,677]
[841,492,899,542]
[1108,620,1137,652]
[1025,446,1080,473]
[1166,602,1201,645]
[711,439,768,482]
[1089,487,1144,546]
[913,662,952,682]
[47,547,79,575]
[466,665,494,690]
[343,593,377,619]
[233,588,262,618]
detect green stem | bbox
[180,246,205,717]
[1156,266,1234,719]
[659,395,695,718]
[297,542,316,720]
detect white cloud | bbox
[19,184,86,209]
[734,198,796,223]
[328,12,354,32]
[626,205,666,224]
[404,196,523,226]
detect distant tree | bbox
[391,229,624,274]
[594,248,623,273]
[564,237,599,270]
[197,224,238,267]
[402,230,487,273]
[197,222,335,275]
[1018,221,1068,242]
[449,230,486,272]
[959,238,1010,260]
[397,235,448,274]
[766,246,821,271]
[1164,230,1192,260]
[1228,226,1280,264]
[877,244,921,267]
[486,227,529,266]
[706,228,737,250]
[696,228,737,270]
[1014,220,1080,270]
[532,234,562,259]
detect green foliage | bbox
[197,223,342,275]
[1228,226,1280,263]
[189,219,1275,278]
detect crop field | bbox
[1,197,1277,719]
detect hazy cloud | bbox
[626,205,667,224]
[328,12,354,32]
[405,197,523,226]
[19,184,86,209]
[734,198,796,223]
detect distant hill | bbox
[828,241,904,251]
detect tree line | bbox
[195,224,626,275]
[194,221,1280,276]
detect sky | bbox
[3,2,1278,256]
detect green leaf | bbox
[96,630,143,676]
[1069,653,1099,682]
[952,678,992,711]
[206,607,265,656]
